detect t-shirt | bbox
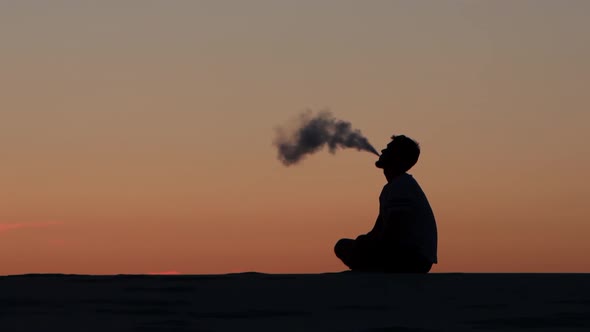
[379,173,438,264]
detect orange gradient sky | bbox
[1,1,589,274]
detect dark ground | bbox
[1,273,589,331]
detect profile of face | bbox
[375,139,397,169]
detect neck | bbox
[384,169,405,183]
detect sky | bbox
[1,0,589,275]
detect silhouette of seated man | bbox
[335,135,438,273]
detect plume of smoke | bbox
[274,110,379,166]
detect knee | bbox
[334,238,353,258]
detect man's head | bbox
[375,135,420,173]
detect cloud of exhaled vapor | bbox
[274,110,379,166]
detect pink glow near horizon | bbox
[0,222,63,234]
[147,271,181,275]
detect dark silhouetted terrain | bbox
[1,273,589,331]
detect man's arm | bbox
[355,215,382,243]
[380,197,414,242]
[366,215,383,237]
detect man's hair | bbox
[390,135,420,172]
